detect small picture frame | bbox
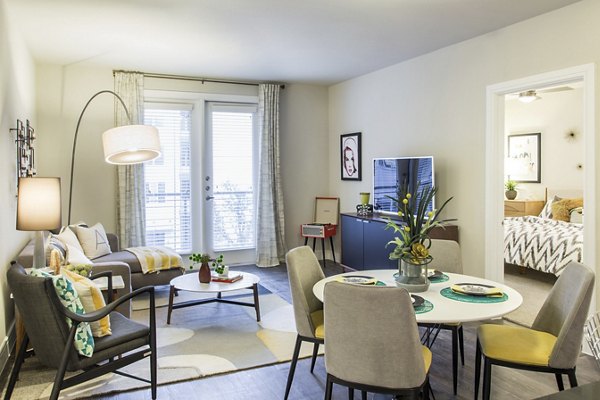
[506,132,541,183]
[341,132,361,181]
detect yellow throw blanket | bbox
[126,246,183,274]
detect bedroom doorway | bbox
[484,64,596,316]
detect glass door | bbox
[203,102,257,264]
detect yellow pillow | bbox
[551,198,583,222]
[61,268,112,337]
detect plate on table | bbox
[452,283,502,296]
[337,275,377,285]
[427,270,443,279]
[411,295,425,308]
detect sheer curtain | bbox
[114,71,147,247]
[256,84,286,267]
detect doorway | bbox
[484,64,596,312]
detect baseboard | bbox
[0,319,16,376]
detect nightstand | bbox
[504,200,545,217]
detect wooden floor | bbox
[7,262,600,399]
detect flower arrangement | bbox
[211,254,226,274]
[189,253,211,270]
[385,183,453,263]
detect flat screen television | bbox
[372,156,435,215]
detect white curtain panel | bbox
[256,84,287,267]
[114,71,147,247]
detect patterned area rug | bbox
[4,286,315,399]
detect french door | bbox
[203,102,257,263]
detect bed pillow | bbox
[538,195,561,219]
[62,268,111,337]
[570,207,583,224]
[73,222,112,259]
[551,198,583,222]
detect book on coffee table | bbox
[211,272,243,283]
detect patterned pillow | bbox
[62,268,111,337]
[73,222,112,259]
[29,269,95,357]
[538,195,561,219]
[44,236,67,266]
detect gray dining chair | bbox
[421,239,464,395]
[4,262,157,400]
[324,281,432,399]
[475,261,595,400]
[284,246,326,400]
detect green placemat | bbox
[440,287,508,303]
[428,273,449,283]
[375,280,386,286]
[415,299,433,314]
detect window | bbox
[143,105,192,253]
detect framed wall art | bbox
[341,132,361,181]
[506,132,541,183]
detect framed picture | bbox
[506,132,541,183]
[341,132,361,181]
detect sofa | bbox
[17,232,184,317]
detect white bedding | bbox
[504,216,583,276]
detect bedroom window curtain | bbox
[255,84,286,267]
[114,71,147,247]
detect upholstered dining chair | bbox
[5,262,157,400]
[474,261,594,400]
[422,239,464,394]
[284,246,326,400]
[323,281,432,400]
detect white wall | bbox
[0,0,36,372]
[505,88,584,200]
[328,0,600,298]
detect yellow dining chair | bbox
[420,239,464,395]
[284,246,325,400]
[324,282,432,399]
[474,261,594,400]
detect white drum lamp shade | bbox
[17,177,62,268]
[102,124,161,165]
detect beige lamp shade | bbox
[17,177,62,231]
[102,124,161,165]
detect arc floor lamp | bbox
[68,90,161,225]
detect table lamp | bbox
[16,177,62,268]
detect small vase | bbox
[395,258,431,293]
[505,190,517,200]
[199,262,211,283]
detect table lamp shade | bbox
[16,177,62,231]
[102,124,161,165]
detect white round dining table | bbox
[312,270,523,324]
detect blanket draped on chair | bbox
[126,247,183,274]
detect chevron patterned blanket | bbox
[504,216,583,276]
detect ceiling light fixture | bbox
[518,90,540,103]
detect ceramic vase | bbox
[505,190,517,200]
[199,262,211,283]
[395,258,431,293]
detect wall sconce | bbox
[10,119,36,190]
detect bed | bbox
[504,189,583,276]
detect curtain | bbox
[114,72,146,247]
[255,84,286,267]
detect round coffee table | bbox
[167,271,261,324]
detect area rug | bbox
[503,264,556,327]
[4,286,317,399]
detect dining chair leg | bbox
[324,374,334,400]
[567,369,578,388]
[458,325,465,365]
[284,335,303,400]
[474,340,482,400]
[348,387,354,400]
[555,373,565,391]
[451,328,458,395]
[310,342,320,373]
[482,358,492,400]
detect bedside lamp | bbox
[17,177,62,268]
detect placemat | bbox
[440,287,508,303]
[428,273,449,283]
[415,300,433,314]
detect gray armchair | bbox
[4,262,157,400]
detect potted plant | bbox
[189,253,212,283]
[211,254,228,277]
[384,183,453,292]
[505,180,518,200]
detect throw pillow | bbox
[73,222,112,259]
[29,269,95,357]
[55,227,86,255]
[45,236,67,266]
[62,268,111,337]
[570,207,583,224]
[64,243,93,265]
[538,195,561,219]
[551,198,584,222]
